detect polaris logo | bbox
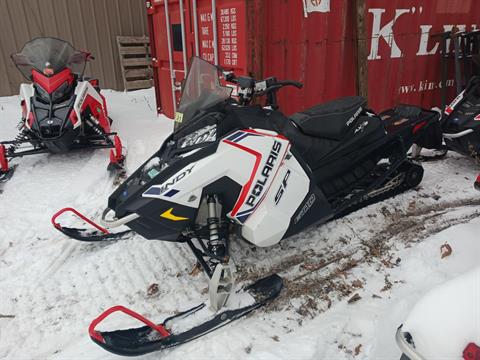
[346,106,362,127]
[246,141,282,207]
[274,170,291,205]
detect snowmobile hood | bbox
[107,135,219,241]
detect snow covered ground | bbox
[0,88,479,360]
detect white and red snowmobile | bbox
[51,57,438,356]
[0,37,125,183]
[396,267,480,360]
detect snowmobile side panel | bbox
[89,274,283,357]
[73,81,110,132]
[19,83,34,125]
[241,148,312,246]
[283,185,332,239]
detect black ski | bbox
[51,207,133,242]
[0,165,16,184]
[89,274,283,356]
[54,226,132,242]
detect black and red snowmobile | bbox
[442,76,480,190]
[417,30,480,190]
[0,37,125,183]
[413,75,480,190]
[51,57,439,357]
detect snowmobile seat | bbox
[289,96,367,140]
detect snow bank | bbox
[403,266,480,359]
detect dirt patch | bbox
[241,197,480,315]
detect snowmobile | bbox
[0,37,125,183]
[416,30,480,190]
[412,75,480,190]
[396,267,480,360]
[51,57,437,356]
[441,76,480,190]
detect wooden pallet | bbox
[116,36,153,91]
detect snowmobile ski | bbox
[88,274,283,356]
[107,135,128,186]
[51,207,133,242]
[0,165,16,184]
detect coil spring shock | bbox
[206,195,226,267]
[8,128,30,154]
[87,115,104,136]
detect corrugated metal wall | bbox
[0,0,148,96]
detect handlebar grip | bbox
[280,80,303,89]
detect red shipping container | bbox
[146,0,479,118]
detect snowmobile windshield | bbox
[175,57,232,135]
[11,37,88,80]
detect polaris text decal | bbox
[246,141,282,207]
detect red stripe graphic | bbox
[223,139,262,216]
[242,128,288,140]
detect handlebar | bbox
[256,81,303,96]
[223,72,303,92]
[274,80,303,89]
[221,70,303,109]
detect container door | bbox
[147,0,193,118]
[148,0,249,118]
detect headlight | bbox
[35,84,50,101]
[177,125,216,149]
[52,81,70,102]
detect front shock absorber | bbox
[87,114,104,136]
[8,128,30,154]
[206,195,226,265]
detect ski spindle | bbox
[0,145,9,172]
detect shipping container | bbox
[146,0,479,118]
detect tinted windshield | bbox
[175,57,232,134]
[11,37,88,80]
